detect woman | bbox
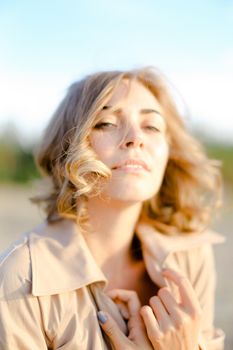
[0,67,225,349]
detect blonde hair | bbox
[32,67,222,235]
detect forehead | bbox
[106,78,162,112]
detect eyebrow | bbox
[102,106,162,116]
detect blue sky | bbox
[0,0,232,143]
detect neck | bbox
[82,196,142,277]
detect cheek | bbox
[151,139,169,166]
[149,140,169,187]
[89,134,113,159]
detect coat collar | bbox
[28,219,224,296]
[29,219,107,296]
[136,223,225,289]
[135,223,225,264]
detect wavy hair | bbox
[32,67,222,235]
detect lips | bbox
[112,159,150,171]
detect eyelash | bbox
[94,122,115,129]
[146,126,160,132]
[94,123,160,132]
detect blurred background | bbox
[0,0,232,348]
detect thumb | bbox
[97,311,131,350]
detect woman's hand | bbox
[98,268,202,350]
[140,268,202,350]
[98,289,153,349]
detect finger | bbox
[149,295,172,332]
[157,287,185,326]
[97,311,131,349]
[140,305,162,343]
[106,289,141,316]
[113,300,130,319]
[127,314,146,344]
[162,269,201,312]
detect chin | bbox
[108,188,157,203]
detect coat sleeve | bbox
[188,243,225,350]
[0,296,50,349]
[0,242,52,350]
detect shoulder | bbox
[0,219,68,300]
[0,233,32,299]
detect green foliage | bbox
[205,142,233,185]
[0,140,40,184]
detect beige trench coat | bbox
[0,219,225,350]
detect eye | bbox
[145,126,161,132]
[94,122,117,129]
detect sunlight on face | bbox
[89,79,169,204]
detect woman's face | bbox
[89,79,169,203]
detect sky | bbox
[0,0,233,144]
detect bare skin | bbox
[84,195,157,307]
[103,258,158,308]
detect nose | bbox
[120,126,144,149]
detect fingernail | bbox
[97,311,108,324]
